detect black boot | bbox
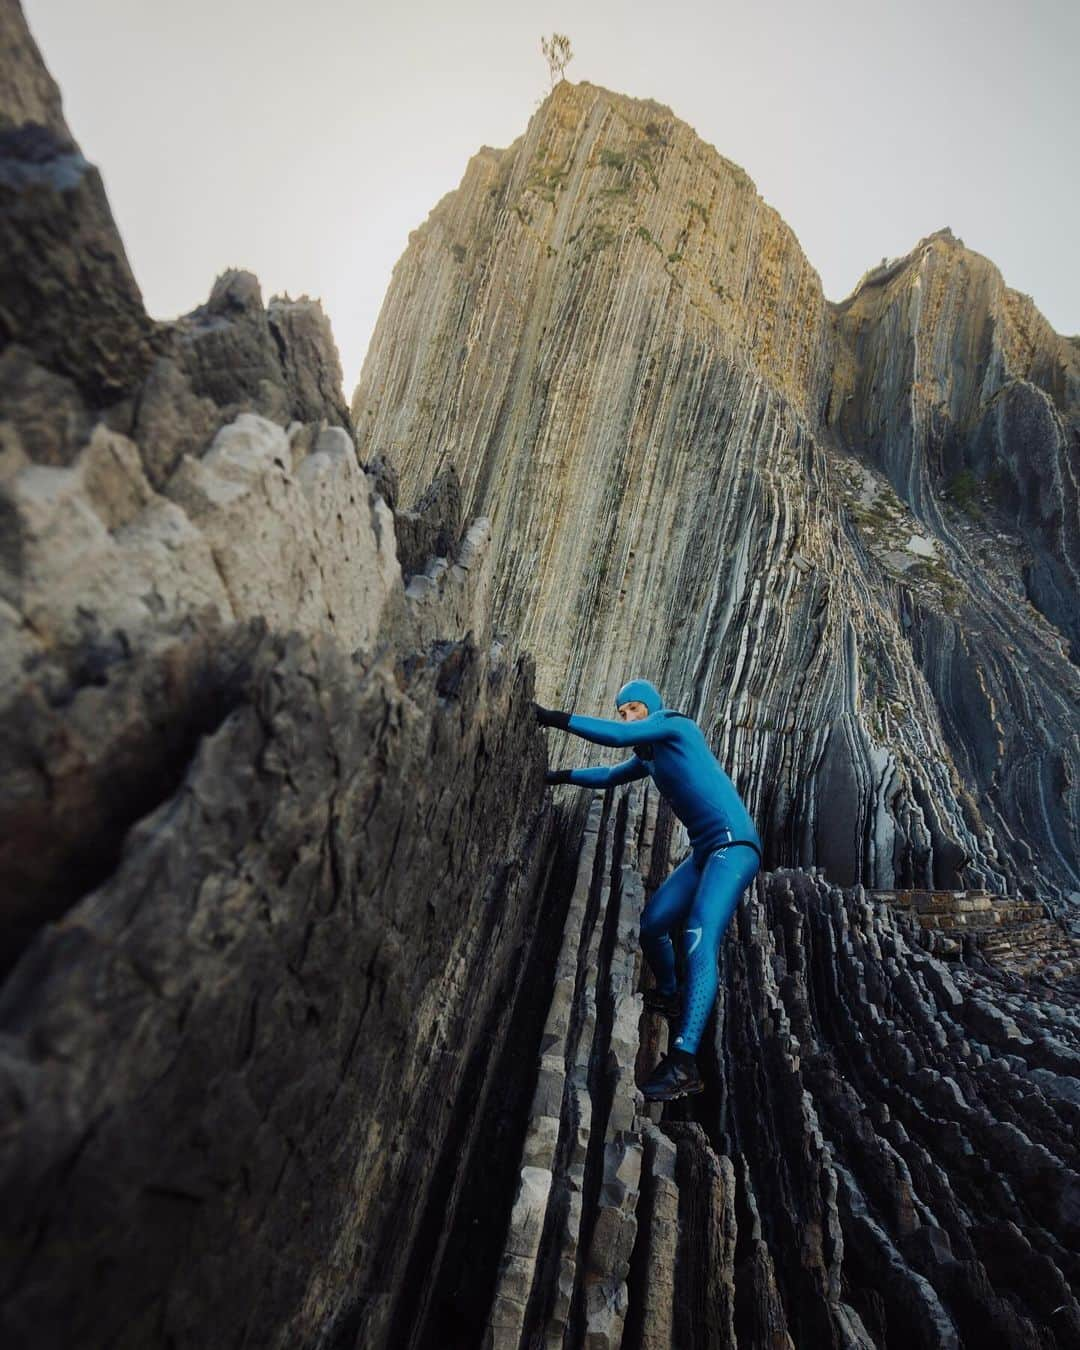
[640,1047,703,1101]
[642,985,683,1020]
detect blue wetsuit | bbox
[555,678,762,1055]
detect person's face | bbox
[616,700,649,722]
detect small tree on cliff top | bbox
[541,33,573,90]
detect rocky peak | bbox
[353,76,1079,912]
[0,0,68,136]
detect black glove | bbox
[533,701,571,729]
[545,768,574,785]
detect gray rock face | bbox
[463,784,1079,1350]
[0,0,413,974]
[352,82,1079,912]
[1,6,1078,1350]
[829,229,1079,661]
[0,121,154,411]
[1,621,559,1350]
[829,232,1080,916]
[170,268,352,433]
[393,460,464,579]
[0,0,68,136]
[0,13,565,1349]
[0,406,411,971]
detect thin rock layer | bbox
[462,782,1079,1350]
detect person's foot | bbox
[642,985,683,1020]
[640,1048,703,1101]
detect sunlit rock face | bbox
[353,81,1078,909]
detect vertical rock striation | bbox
[828,233,1080,912]
[458,783,1079,1350]
[353,80,1079,911]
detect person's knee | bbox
[640,906,668,940]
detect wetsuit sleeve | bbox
[566,756,650,787]
[563,709,673,748]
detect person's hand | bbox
[534,701,571,729]
[545,768,573,785]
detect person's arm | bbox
[546,756,650,787]
[535,702,673,748]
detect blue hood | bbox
[614,678,665,715]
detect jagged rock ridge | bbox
[0,4,560,1346]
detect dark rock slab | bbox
[0,625,555,1350]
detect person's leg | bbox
[639,852,701,996]
[672,846,760,1054]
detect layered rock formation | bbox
[353,80,1079,912]
[467,785,1080,1350]
[2,4,1078,1349]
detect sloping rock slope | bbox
[353,80,1079,912]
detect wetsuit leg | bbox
[672,845,761,1055]
[638,852,701,996]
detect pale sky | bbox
[24,0,1079,391]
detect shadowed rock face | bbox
[0,0,406,973]
[1,622,560,1350]
[828,231,1080,661]
[352,80,1079,910]
[393,460,465,579]
[1,6,564,1345]
[1,4,1078,1349]
[0,120,155,410]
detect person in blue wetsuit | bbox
[536,677,762,1101]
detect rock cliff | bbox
[0,6,561,1345]
[1,5,1078,1348]
[353,80,1079,911]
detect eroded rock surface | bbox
[0,10,564,1348]
[1,5,1078,1349]
[353,80,1079,912]
[464,785,1079,1350]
